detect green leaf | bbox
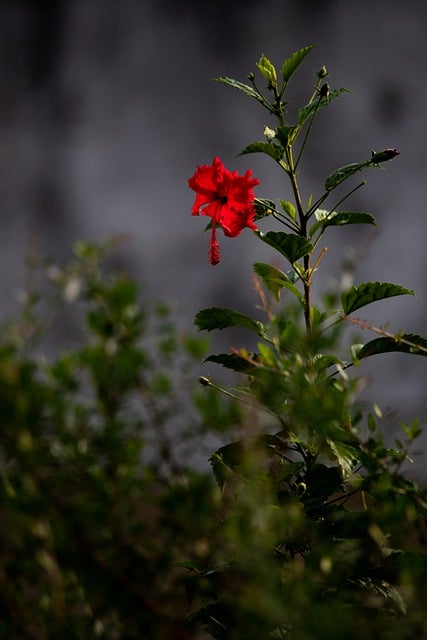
[281,44,316,82]
[367,412,377,433]
[276,125,297,147]
[298,88,351,126]
[210,435,283,488]
[324,161,369,191]
[351,343,364,361]
[341,282,414,315]
[310,210,377,237]
[186,602,230,632]
[278,461,305,481]
[204,353,259,374]
[195,307,265,336]
[312,354,344,372]
[279,200,297,221]
[257,342,276,366]
[256,54,278,87]
[347,577,406,614]
[239,141,283,161]
[304,464,343,504]
[254,198,276,221]
[311,306,328,327]
[327,439,359,478]
[400,417,422,439]
[358,334,427,360]
[325,210,377,227]
[214,76,262,101]
[258,231,313,264]
[253,262,304,304]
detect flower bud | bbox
[247,72,255,81]
[263,125,276,140]
[317,65,328,79]
[370,148,400,164]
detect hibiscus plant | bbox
[185,46,427,639]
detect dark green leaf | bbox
[253,262,304,304]
[347,577,406,614]
[341,282,414,315]
[311,211,377,236]
[258,231,313,264]
[278,461,305,481]
[239,141,283,161]
[281,45,316,82]
[304,464,343,504]
[332,211,377,227]
[186,602,230,634]
[210,435,283,488]
[384,550,427,579]
[324,161,370,191]
[358,334,427,360]
[204,353,259,374]
[298,88,351,126]
[214,75,262,101]
[195,307,265,336]
[254,198,276,221]
[276,125,297,147]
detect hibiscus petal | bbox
[188,163,217,198]
[188,157,260,263]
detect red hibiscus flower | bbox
[188,157,260,265]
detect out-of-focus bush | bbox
[0,239,239,639]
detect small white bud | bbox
[263,125,275,140]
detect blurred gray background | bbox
[1,0,427,472]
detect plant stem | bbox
[294,94,322,171]
[285,150,312,332]
[302,261,311,331]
